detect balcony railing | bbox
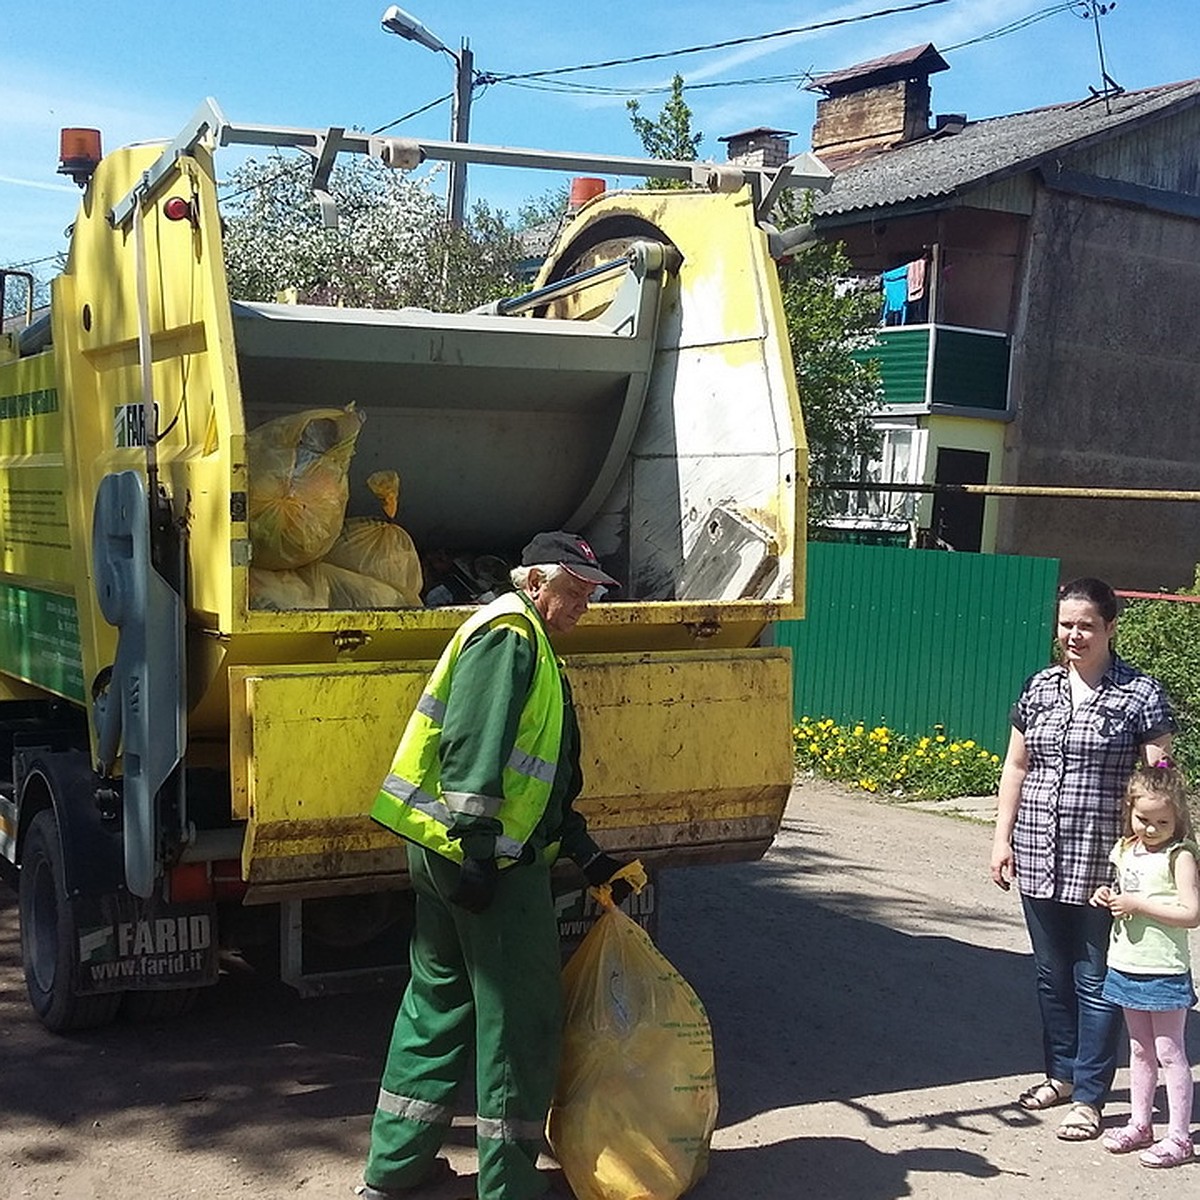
[852,324,1010,413]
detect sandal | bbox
[1139,1135,1195,1168]
[1101,1122,1154,1154]
[1056,1102,1102,1141]
[1017,1078,1073,1111]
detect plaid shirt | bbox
[1011,655,1176,904]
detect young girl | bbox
[1090,761,1200,1167]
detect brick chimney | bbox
[718,127,796,169]
[809,44,950,159]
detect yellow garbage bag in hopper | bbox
[322,470,425,606]
[248,565,331,611]
[248,561,410,611]
[548,867,718,1200]
[247,405,365,570]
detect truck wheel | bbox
[19,809,123,1032]
[121,988,200,1022]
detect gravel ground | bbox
[1,779,1197,1198]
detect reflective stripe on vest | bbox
[371,591,564,865]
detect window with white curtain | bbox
[844,424,925,524]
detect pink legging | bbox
[1125,1007,1193,1140]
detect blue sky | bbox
[3,0,1198,274]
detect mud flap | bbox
[71,893,218,994]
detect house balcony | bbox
[852,324,1011,415]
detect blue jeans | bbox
[1020,894,1122,1108]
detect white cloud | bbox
[0,175,79,194]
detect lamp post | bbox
[381,5,473,228]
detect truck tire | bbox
[19,809,123,1032]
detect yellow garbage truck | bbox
[0,99,829,1030]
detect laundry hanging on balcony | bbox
[880,257,930,325]
[881,266,909,323]
[907,257,927,302]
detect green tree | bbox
[516,185,569,231]
[778,231,883,534]
[220,154,525,312]
[1116,574,1200,782]
[627,75,702,188]
[1,264,53,321]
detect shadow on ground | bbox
[702,1137,1012,1200]
[2,795,1197,1192]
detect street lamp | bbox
[381,5,473,228]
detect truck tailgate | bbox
[229,647,793,888]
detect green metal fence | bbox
[776,543,1060,752]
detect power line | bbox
[493,2,1082,100]
[371,91,455,136]
[503,72,810,98]
[942,2,1076,51]
[217,157,309,206]
[2,253,60,271]
[489,0,956,83]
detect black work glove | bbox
[449,857,498,914]
[583,852,633,907]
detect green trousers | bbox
[364,845,563,1200]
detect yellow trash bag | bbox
[323,470,424,606]
[248,561,409,611]
[247,405,364,570]
[548,867,718,1200]
[310,561,410,610]
[248,565,331,611]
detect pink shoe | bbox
[1139,1135,1195,1168]
[1101,1122,1154,1154]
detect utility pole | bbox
[380,6,474,228]
[449,42,473,229]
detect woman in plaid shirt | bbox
[990,578,1176,1142]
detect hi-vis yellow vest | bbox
[371,590,564,865]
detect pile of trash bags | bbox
[247,406,425,611]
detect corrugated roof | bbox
[813,78,1200,219]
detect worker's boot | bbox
[356,1156,457,1197]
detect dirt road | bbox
[1,781,1197,1199]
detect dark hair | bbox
[1123,760,1195,843]
[1057,577,1118,623]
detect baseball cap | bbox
[520,531,620,588]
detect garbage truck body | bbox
[0,101,828,1030]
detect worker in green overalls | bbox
[360,531,633,1200]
